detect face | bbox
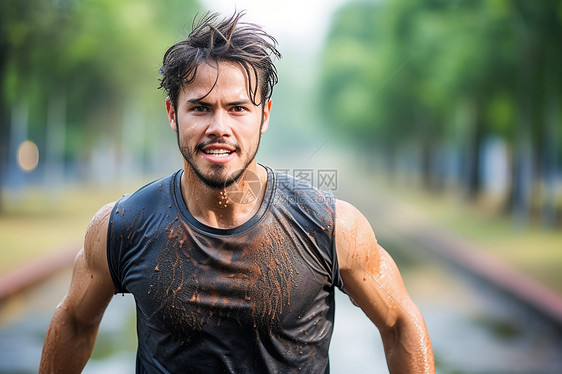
[166,61,271,189]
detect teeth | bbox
[204,149,231,156]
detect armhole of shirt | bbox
[106,198,127,294]
[327,191,344,290]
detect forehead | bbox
[181,61,253,101]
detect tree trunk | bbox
[45,87,67,191]
[541,51,559,228]
[8,99,29,199]
[463,98,484,200]
[510,15,534,227]
[0,101,8,213]
[416,106,434,191]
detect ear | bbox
[166,97,177,132]
[260,100,272,134]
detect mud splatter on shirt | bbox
[107,167,341,373]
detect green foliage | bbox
[486,92,515,137]
[319,0,562,224]
[319,2,383,142]
[0,0,201,173]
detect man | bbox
[40,11,434,373]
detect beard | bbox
[176,124,262,190]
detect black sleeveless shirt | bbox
[107,167,343,373]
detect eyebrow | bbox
[186,99,252,107]
[228,100,252,106]
[186,98,211,106]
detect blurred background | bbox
[1,0,561,373]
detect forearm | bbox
[39,308,99,374]
[382,318,435,374]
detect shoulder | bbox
[84,202,116,266]
[273,171,336,231]
[334,199,379,272]
[86,202,115,240]
[119,173,177,206]
[335,199,373,236]
[274,170,335,206]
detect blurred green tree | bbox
[0,0,200,210]
[319,0,562,227]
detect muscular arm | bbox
[39,203,116,374]
[335,200,435,373]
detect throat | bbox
[180,165,268,229]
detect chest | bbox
[125,216,330,336]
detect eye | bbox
[192,106,209,113]
[231,106,247,113]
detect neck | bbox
[179,162,268,229]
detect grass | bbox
[373,177,562,295]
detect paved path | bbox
[0,238,81,303]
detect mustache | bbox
[195,139,241,152]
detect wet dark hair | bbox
[159,11,281,109]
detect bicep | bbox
[62,203,115,327]
[335,200,420,331]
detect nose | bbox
[205,109,232,138]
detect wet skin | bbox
[335,200,435,372]
[39,60,435,373]
[39,203,115,373]
[165,61,271,230]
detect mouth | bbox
[201,148,234,158]
[198,142,238,164]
